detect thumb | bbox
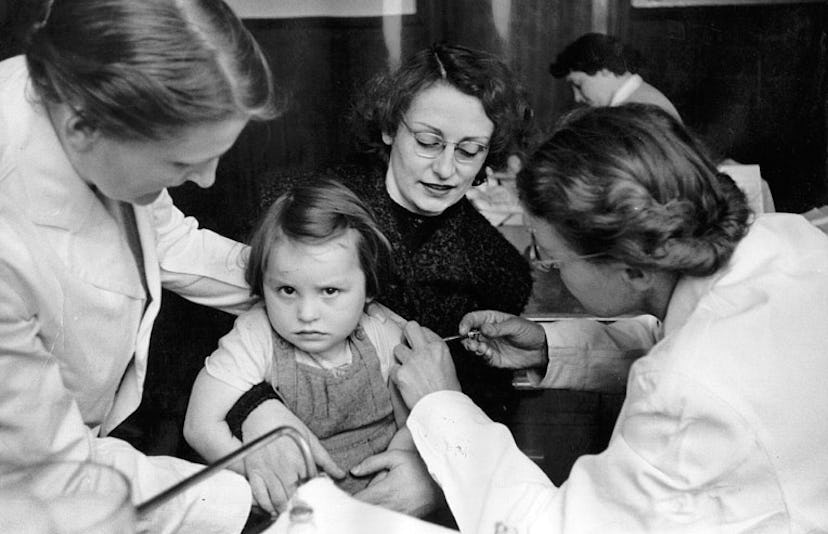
[389,362,402,385]
[479,315,518,339]
[393,342,414,365]
[402,320,430,349]
[350,450,392,477]
[420,326,442,343]
[308,435,345,479]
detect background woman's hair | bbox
[549,32,644,78]
[518,104,751,277]
[25,0,280,140]
[245,178,392,300]
[349,41,535,181]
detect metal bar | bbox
[136,425,316,516]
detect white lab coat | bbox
[0,56,254,533]
[610,73,682,122]
[408,214,828,533]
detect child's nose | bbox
[297,297,319,322]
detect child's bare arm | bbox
[183,368,246,472]
[186,367,346,514]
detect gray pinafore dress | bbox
[270,327,397,493]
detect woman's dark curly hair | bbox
[549,32,643,78]
[518,104,752,277]
[349,42,535,185]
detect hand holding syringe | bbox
[440,329,480,343]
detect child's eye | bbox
[323,287,340,296]
[277,286,295,296]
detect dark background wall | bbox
[624,2,828,212]
[2,0,826,476]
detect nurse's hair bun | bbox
[517,104,751,277]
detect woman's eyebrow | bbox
[414,124,490,143]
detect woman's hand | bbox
[351,448,443,517]
[240,400,345,514]
[459,310,549,369]
[391,321,462,409]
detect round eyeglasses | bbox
[400,120,489,164]
[529,231,605,272]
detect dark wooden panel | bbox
[624,3,828,212]
[437,0,596,129]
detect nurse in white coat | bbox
[392,104,828,532]
[0,0,278,532]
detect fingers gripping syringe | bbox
[440,329,480,343]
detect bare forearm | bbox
[240,399,307,439]
[184,419,243,471]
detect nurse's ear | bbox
[381,131,394,146]
[621,266,679,318]
[621,266,654,291]
[52,103,100,153]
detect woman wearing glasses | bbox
[392,104,828,532]
[221,43,534,518]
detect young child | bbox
[183,179,410,508]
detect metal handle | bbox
[136,425,317,516]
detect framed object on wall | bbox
[632,0,824,6]
[224,0,415,18]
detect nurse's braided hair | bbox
[518,104,751,277]
[24,0,279,141]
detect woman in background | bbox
[550,32,681,121]
[0,0,277,531]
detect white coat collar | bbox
[662,273,714,337]
[0,57,99,231]
[3,59,147,299]
[661,217,775,337]
[610,74,643,107]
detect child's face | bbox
[263,229,367,362]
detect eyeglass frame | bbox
[529,230,606,272]
[399,119,490,164]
